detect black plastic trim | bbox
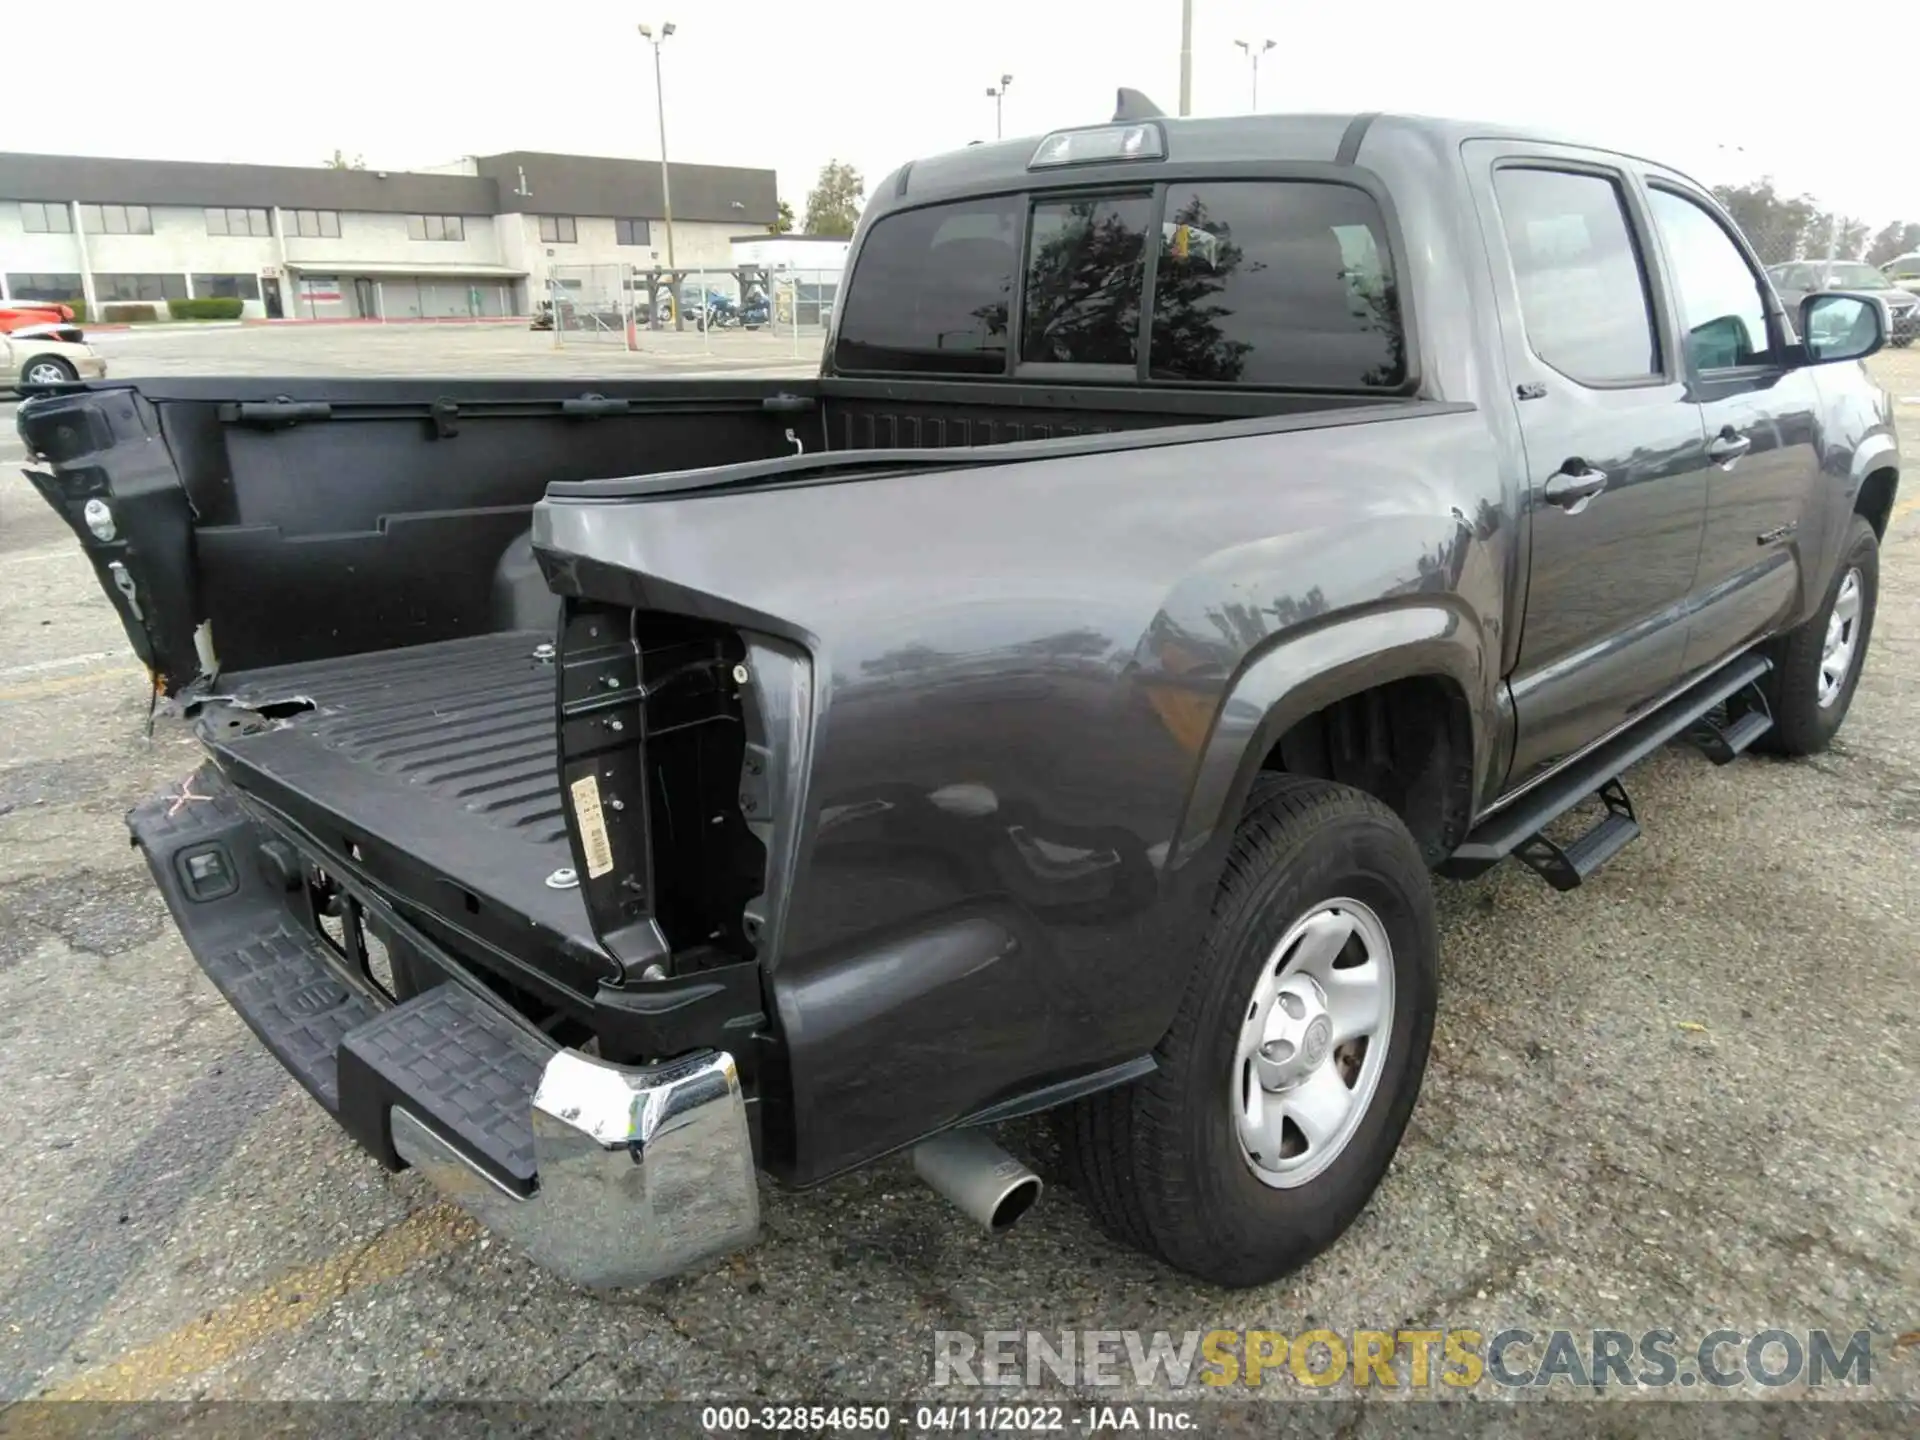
[957,1055,1158,1126]
[1335,112,1379,165]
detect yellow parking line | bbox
[44,1203,479,1401]
[0,666,144,704]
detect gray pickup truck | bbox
[20,99,1900,1292]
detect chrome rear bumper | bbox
[127,763,760,1291]
[392,1048,760,1288]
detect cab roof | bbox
[878,106,1670,208]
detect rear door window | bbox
[1492,167,1661,385]
[1149,181,1406,388]
[1019,194,1151,366]
[833,196,1020,374]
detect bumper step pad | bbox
[201,923,382,1110]
[130,767,380,1111]
[338,985,549,1189]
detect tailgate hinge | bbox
[430,398,460,438]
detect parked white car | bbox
[5,324,108,387]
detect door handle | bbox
[1543,462,1609,512]
[1708,429,1752,466]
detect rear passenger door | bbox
[1465,144,1710,790]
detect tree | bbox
[802,161,864,236]
[768,199,795,235]
[1709,177,1888,264]
[324,148,366,170]
[1711,178,1820,265]
[1867,220,1920,267]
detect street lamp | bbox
[1234,38,1276,112]
[639,21,680,328]
[985,74,1013,140]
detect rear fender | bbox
[1164,600,1494,911]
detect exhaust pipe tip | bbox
[912,1129,1042,1234]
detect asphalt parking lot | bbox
[1,325,1915,1413]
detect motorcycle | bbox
[693,291,741,331]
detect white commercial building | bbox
[0,149,778,320]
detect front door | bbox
[261,277,283,319]
[1465,146,1711,791]
[353,277,378,319]
[1639,182,1825,674]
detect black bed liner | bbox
[202,632,612,994]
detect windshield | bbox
[1822,263,1891,290]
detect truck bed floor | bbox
[201,632,602,961]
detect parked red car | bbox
[1,302,78,334]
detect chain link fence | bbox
[1714,183,1920,281]
[539,262,841,363]
[1709,177,1920,346]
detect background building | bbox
[0,149,777,320]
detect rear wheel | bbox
[1055,775,1437,1287]
[21,355,77,385]
[1758,514,1879,755]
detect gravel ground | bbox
[0,326,1915,1421]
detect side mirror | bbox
[1800,292,1885,364]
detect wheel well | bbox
[1856,467,1898,539]
[1260,675,1474,867]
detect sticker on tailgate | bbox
[569,773,616,878]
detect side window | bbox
[1020,194,1150,366]
[834,196,1020,375]
[1646,188,1773,370]
[1493,167,1660,385]
[1150,181,1404,388]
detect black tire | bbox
[1055,774,1437,1287]
[1757,514,1878,756]
[20,354,78,386]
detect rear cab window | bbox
[1152,182,1404,387]
[833,179,1407,391]
[829,197,1019,374]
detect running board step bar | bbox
[1687,680,1774,765]
[1442,650,1773,884]
[1512,779,1639,892]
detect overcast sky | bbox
[23,1,1917,226]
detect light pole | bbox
[1178,0,1193,116]
[638,21,680,329]
[986,74,1013,140]
[1234,38,1275,112]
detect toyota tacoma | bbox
[18,98,1899,1289]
